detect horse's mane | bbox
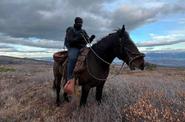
[91,28,139,55]
[92,28,122,48]
[93,29,121,45]
[93,33,115,45]
[91,31,118,55]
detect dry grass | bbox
[0,61,185,122]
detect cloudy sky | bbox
[0,0,185,59]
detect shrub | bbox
[145,62,157,70]
[0,66,16,72]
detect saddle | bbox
[53,48,90,74]
[53,50,68,64]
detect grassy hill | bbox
[0,56,185,121]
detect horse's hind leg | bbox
[80,85,90,106]
[54,75,62,106]
[53,62,62,106]
[52,77,59,90]
[96,83,104,104]
[63,92,69,102]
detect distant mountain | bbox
[36,51,185,68]
[35,57,53,62]
[1,51,185,67]
[0,56,52,65]
[145,51,185,67]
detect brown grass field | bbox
[0,56,185,122]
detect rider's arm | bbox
[81,30,89,42]
[81,30,95,43]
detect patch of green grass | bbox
[0,67,16,72]
[145,63,157,70]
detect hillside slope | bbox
[0,56,185,121]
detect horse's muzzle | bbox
[130,66,135,70]
[139,63,145,70]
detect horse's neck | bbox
[86,34,117,79]
[87,50,110,79]
[92,38,116,64]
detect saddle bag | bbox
[53,51,68,64]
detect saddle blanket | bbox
[53,48,90,73]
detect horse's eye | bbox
[141,53,145,57]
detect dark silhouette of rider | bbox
[64,17,95,81]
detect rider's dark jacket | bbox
[64,27,91,49]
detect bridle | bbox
[123,47,145,67]
[118,36,145,68]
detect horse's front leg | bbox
[62,85,69,102]
[96,83,105,104]
[80,85,90,106]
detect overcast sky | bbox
[0,0,185,58]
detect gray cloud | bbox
[137,39,185,47]
[110,2,185,30]
[0,44,12,48]
[0,0,185,48]
[111,6,157,30]
[0,44,17,52]
[0,0,68,40]
[145,47,154,50]
[0,34,62,49]
[0,0,114,41]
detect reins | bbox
[81,34,111,65]
[129,54,144,67]
[81,34,124,81]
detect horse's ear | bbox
[122,25,125,32]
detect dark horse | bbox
[53,25,145,106]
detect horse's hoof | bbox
[64,98,70,102]
[56,102,60,106]
[63,93,70,102]
[56,100,60,106]
[80,102,86,107]
[97,101,101,105]
[79,104,85,107]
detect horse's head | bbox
[115,25,145,70]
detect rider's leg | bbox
[67,47,80,80]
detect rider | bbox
[64,17,95,82]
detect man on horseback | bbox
[53,24,145,106]
[64,17,95,86]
